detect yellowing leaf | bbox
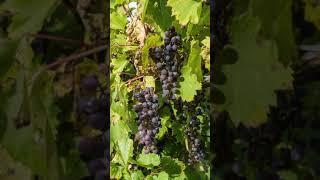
[144,76,155,89]
[167,0,202,26]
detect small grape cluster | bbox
[78,75,108,132]
[151,27,181,100]
[76,74,109,179]
[186,114,205,165]
[133,86,161,154]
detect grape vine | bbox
[110,0,210,179]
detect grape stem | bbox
[29,45,107,85]
[125,75,144,84]
[26,33,87,46]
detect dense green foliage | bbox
[110,0,210,179]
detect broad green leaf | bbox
[201,37,210,71]
[0,147,32,180]
[217,13,293,127]
[167,0,202,26]
[110,163,123,179]
[179,66,202,102]
[111,12,127,30]
[1,0,59,39]
[117,137,133,165]
[30,72,59,139]
[131,170,145,180]
[143,0,174,32]
[111,54,129,74]
[250,0,297,65]
[0,39,19,78]
[184,166,207,180]
[136,153,160,168]
[160,156,185,176]
[186,40,203,81]
[185,5,210,39]
[110,120,129,144]
[153,172,169,180]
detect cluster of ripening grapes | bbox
[152,27,181,100]
[133,86,161,154]
[76,75,109,180]
[186,114,205,165]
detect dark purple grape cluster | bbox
[151,27,181,100]
[186,115,205,165]
[133,86,161,154]
[78,75,108,131]
[77,74,109,179]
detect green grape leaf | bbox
[110,163,123,179]
[184,166,207,180]
[160,156,185,176]
[153,172,169,180]
[1,38,61,179]
[167,0,202,26]
[186,40,203,81]
[111,12,127,30]
[30,72,59,140]
[136,153,160,168]
[185,5,210,39]
[111,54,129,74]
[0,38,19,78]
[131,170,145,180]
[250,0,297,65]
[117,136,133,165]
[0,147,32,180]
[201,36,210,71]
[218,13,293,127]
[110,121,130,146]
[1,0,59,39]
[179,66,202,102]
[304,0,320,30]
[111,75,133,123]
[143,0,174,32]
